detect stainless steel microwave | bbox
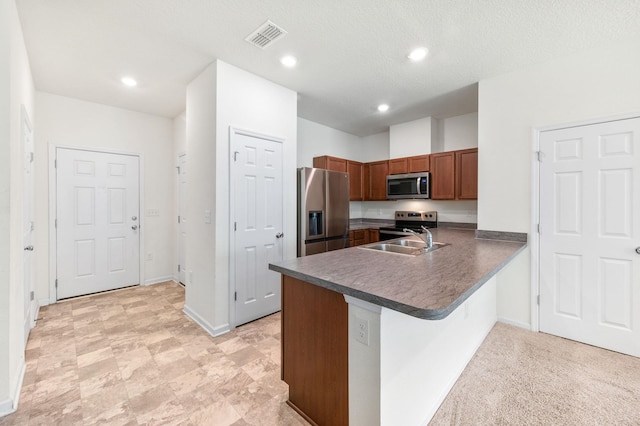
[386,172,430,199]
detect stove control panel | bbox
[394,211,437,222]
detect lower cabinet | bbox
[349,228,380,247]
[282,276,349,426]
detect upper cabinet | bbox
[388,154,430,175]
[347,160,364,201]
[365,160,389,201]
[313,155,363,201]
[388,157,408,175]
[313,155,347,173]
[408,155,430,173]
[431,148,478,200]
[312,148,476,202]
[455,148,478,199]
[430,152,456,200]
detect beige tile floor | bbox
[0,281,309,426]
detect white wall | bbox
[0,0,35,414]
[184,64,218,333]
[389,116,433,158]
[34,93,176,303]
[184,60,297,336]
[297,118,361,167]
[360,131,389,162]
[437,112,478,151]
[0,0,12,413]
[184,63,218,334]
[297,118,389,166]
[347,277,497,425]
[478,40,640,327]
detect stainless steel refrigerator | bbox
[298,167,350,256]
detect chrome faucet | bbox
[403,226,433,249]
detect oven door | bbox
[378,229,412,241]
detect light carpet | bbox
[430,322,640,425]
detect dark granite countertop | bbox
[269,228,527,320]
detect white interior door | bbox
[56,148,140,299]
[539,117,640,357]
[178,153,187,284]
[22,110,35,344]
[231,130,284,326]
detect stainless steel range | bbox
[378,211,437,241]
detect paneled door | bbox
[231,129,284,327]
[539,117,640,357]
[56,148,140,299]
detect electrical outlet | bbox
[354,316,369,346]
[145,252,153,261]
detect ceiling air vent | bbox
[245,20,287,49]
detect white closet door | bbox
[539,117,640,357]
[231,130,284,326]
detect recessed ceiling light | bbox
[377,104,389,113]
[280,55,297,67]
[408,47,428,62]
[121,76,137,87]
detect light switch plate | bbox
[146,208,160,217]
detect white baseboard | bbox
[38,298,50,307]
[183,304,230,338]
[32,302,41,328]
[143,276,174,286]
[0,398,14,417]
[497,316,531,330]
[0,360,26,417]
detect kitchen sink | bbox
[361,240,448,256]
[390,239,449,252]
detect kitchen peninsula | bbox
[269,227,526,426]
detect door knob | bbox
[24,245,34,251]
[276,232,284,239]
[131,225,138,230]
[636,247,640,255]
[132,216,137,221]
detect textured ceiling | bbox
[15,0,640,136]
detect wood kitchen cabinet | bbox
[388,154,430,174]
[408,154,430,172]
[367,228,380,244]
[313,156,363,201]
[282,276,348,426]
[347,160,364,201]
[388,157,408,175]
[455,148,478,199]
[349,229,366,247]
[431,152,456,200]
[431,148,478,200]
[313,155,347,172]
[365,160,389,201]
